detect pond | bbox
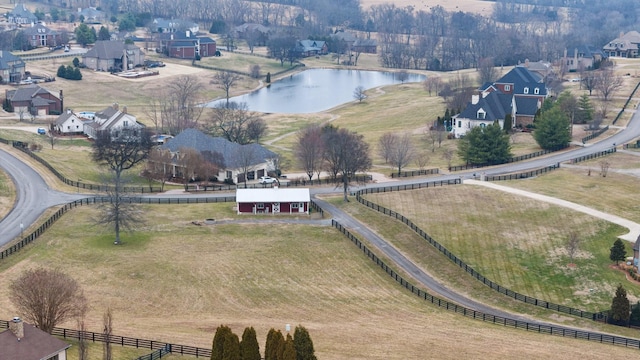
[206,68,426,114]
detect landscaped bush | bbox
[57,65,82,80]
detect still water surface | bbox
[206,68,426,114]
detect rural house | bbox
[153,18,199,34]
[82,40,145,71]
[5,85,62,115]
[83,103,145,139]
[161,128,277,184]
[0,317,71,360]
[452,66,548,137]
[7,3,37,24]
[78,7,106,23]
[236,188,310,215]
[0,50,26,83]
[158,31,216,59]
[603,31,640,58]
[54,109,86,135]
[234,23,270,46]
[562,46,607,72]
[23,23,61,48]
[296,40,328,57]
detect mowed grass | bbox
[61,340,184,360]
[0,167,15,220]
[362,185,638,311]
[0,205,639,359]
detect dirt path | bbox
[465,179,640,242]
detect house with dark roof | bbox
[0,317,71,360]
[54,109,86,135]
[82,40,145,71]
[234,23,270,46]
[153,18,199,34]
[7,3,37,24]
[603,31,640,58]
[83,103,144,139]
[296,40,328,57]
[452,66,548,137]
[23,23,61,48]
[331,31,377,54]
[563,46,606,72]
[0,50,26,83]
[158,31,216,59]
[78,7,106,23]
[5,85,62,115]
[161,128,277,184]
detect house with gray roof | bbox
[78,7,106,23]
[82,40,145,71]
[603,31,640,58]
[563,46,606,72]
[0,317,71,360]
[153,18,199,34]
[5,85,62,115]
[161,128,278,184]
[54,109,86,135]
[83,103,144,139]
[0,50,25,83]
[7,3,37,24]
[296,40,328,57]
[23,23,61,48]
[452,91,513,138]
[158,31,216,59]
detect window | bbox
[524,87,529,94]
[226,171,232,179]
[67,126,70,129]
[504,85,510,91]
[534,88,539,94]
[480,123,486,128]
[123,120,129,127]
[458,121,461,128]
[477,109,485,119]
[71,119,74,123]
[257,203,265,209]
[291,203,299,209]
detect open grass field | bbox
[0,167,14,220]
[361,185,639,312]
[359,0,495,16]
[1,204,640,359]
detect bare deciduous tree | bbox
[600,159,611,177]
[396,69,409,83]
[442,148,454,170]
[237,144,257,188]
[322,127,372,201]
[414,152,429,170]
[9,268,87,334]
[377,132,397,163]
[103,308,113,360]
[596,67,624,102]
[205,101,260,144]
[353,86,367,102]
[249,64,261,79]
[423,76,442,96]
[163,75,205,134]
[212,70,242,105]
[246,117,267,144]
[566,232,581,265]
[478,57,498,84]
[295,125,324,180]
[142,148,173,191]
[94,173,146,245]
[176,147,204,190]
[378,132,415,175]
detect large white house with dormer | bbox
[83,104,144,139]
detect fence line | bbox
[612,81,640,126]
[449,145,568,172]
[390,168,439,178]
[352,182,607,321]
[135,344,171,360]
[581,125,610,144]
[485,163,560,181]
[330,220,638,349]
[569,147,616,164]
[0,320,211,358]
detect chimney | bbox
[122,105,127,114]
[67,108,71,114]
[59,89,63,113]
[9,317,24,340]
[112,103,119,110]
[471,94,479,105]
[186,30,191,38]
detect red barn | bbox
[236,188,310,215]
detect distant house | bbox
[236,188,310,215]
[7,4,37,25]
[78,7,106,23]
[5,85,62,115]
[0,317,71,360]
[158,31,216,59]
[54,109,85,135]
[331,31,377,54]
[153,18,199,34]
[83,103,145,139]
[23,23,61,48]
[296,40,328,57]
[0,50,26,83]
[161,128,277,184]
[82,40,145,71]
[234,23,270,46]
[603,31,640,58]
[563,46,606,72]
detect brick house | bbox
[158,31,216,59]
[82,40,145,71]
[5,85,63,115]
[0,50,26,83]
[23,23,62,48]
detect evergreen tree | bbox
[503,113,513,132]
[265,328,282,360]
[98,26,111,41]
[57,65,67,78]
[533,106,570,150]
[611,284,630,325]
[266,72,271,83]
[293,326,317,360]
[75,23,96,46]
[72,68,82,80]
[576,93,594,124]
[240,327,261,360]
[610,239,626,265]
[282,334,296,360]
[630,301,640,325]
[72,57,80,67]
[457,123,511,165]
[211,325,233,360]
[222,332,241,360]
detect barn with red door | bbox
[236,188,310,215]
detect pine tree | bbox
[222,332,241,360]
[533,106,570,150]
[293,326,317,360]
[240,327,261,360]
[503,113,512,132]
[57,65,67,78]
[282,334,296,360]
[576,93,594,124]
[211,325,233,360]
[611,284,630,325]
[265,328,284,360]
[610,239,626,265]
[630,301,640,325]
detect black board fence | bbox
[569,147,616,164]
[449,145,569,172]
[390,168,439,178]
[612,81,640,126]
[484,163,560,181]
[353,181,607,322]
[0,320,211,358]
[135,344,171,360]
[330,220,639,349]
[581,125,610,144]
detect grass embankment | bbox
[1,204,639,359]
[0,167,15,220]
[360,184,638,312]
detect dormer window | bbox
[534,88,539,94]
[524,87,529,94]
[477,109,486,119]
[504,85,510,91]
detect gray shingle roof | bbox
[514,97,539,116]
[8,4,37,22]
[162,128,276,168]
[458,91,512,121]
[23,23,58,36]
[0,50,24,71]
[84,41,141,60]
[0,322,71,360]
[7,85,56,102]
[496,67,543,85]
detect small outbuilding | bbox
[236,188,310,215]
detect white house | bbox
[83,103,144,139]
[54,109,85,135]
[236,188,310,214]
